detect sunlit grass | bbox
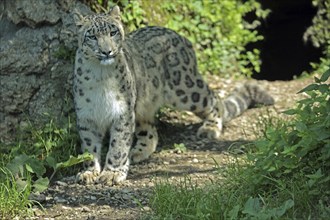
[0,167,33,219]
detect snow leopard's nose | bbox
[101,50,112,56]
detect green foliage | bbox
[160,0,268,77]
[5,116,93,188]
[251,68,330,184]
[173,143,187,153]
[304,0,330,73]
[0,116,92,218]
[83,0,269,77]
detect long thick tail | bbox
[222,82,274,123]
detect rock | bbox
[0,0,92,141]
[29,193,47,202]
[5,0,61,28]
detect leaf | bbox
[283,109,297,115]
[6,154,30,175]
[16,178,29,192]
[317,84,330,94]
[270,199,294,217]
[298,84,318,93]
[55,152,93,170]
[228,205,240,219]
[295,121,308,132]
[306,169,323,180]
[320,68,330,82]
[33,177,49,193]
[46,156,57,169]
[25,164,34,173]
[242,197,261,216]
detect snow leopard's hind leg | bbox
[130,121,158,164]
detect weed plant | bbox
[0,116,92,218]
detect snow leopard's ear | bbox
[73,9,85,28]
[109,5,121,21]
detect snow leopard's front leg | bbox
[76,121,103,185]
[98,112,135,185]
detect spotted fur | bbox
[73,6,274,185]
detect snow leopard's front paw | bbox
[97,170,128,185]
[76,170,100,185]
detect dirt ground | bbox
[29,77,314,220]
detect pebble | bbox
[169,158,176,164]
[122,194,131,200]
[147,182,155,187]
[61,205,72,210]
[56,181,68,186]
[29,193,46,202]
[32,208,44,216]
[54,196,67,203]
[163,161,169,165]
[82,206,91,212]
[192,158,199,163]
[176,149,183,154]
[142,206,151,211]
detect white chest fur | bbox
[74,63,127,132]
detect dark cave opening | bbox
[249,0,323,81]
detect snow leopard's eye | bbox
[86,35,97,41]
[110,30,118,37]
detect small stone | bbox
[61,205,72,210]
[54,196,67,203]
[176,150,182,154]
[122,194,131,200]
[163,161,169,165]
[142,206,151,212]
[90,196,97,200]
[82,206,91,212]
[56,181,68,186]
[169,159,176,164]
[28,193,46,202]
[192,158,199,163]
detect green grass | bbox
[0,167,33,219]
[147,155,330,220]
